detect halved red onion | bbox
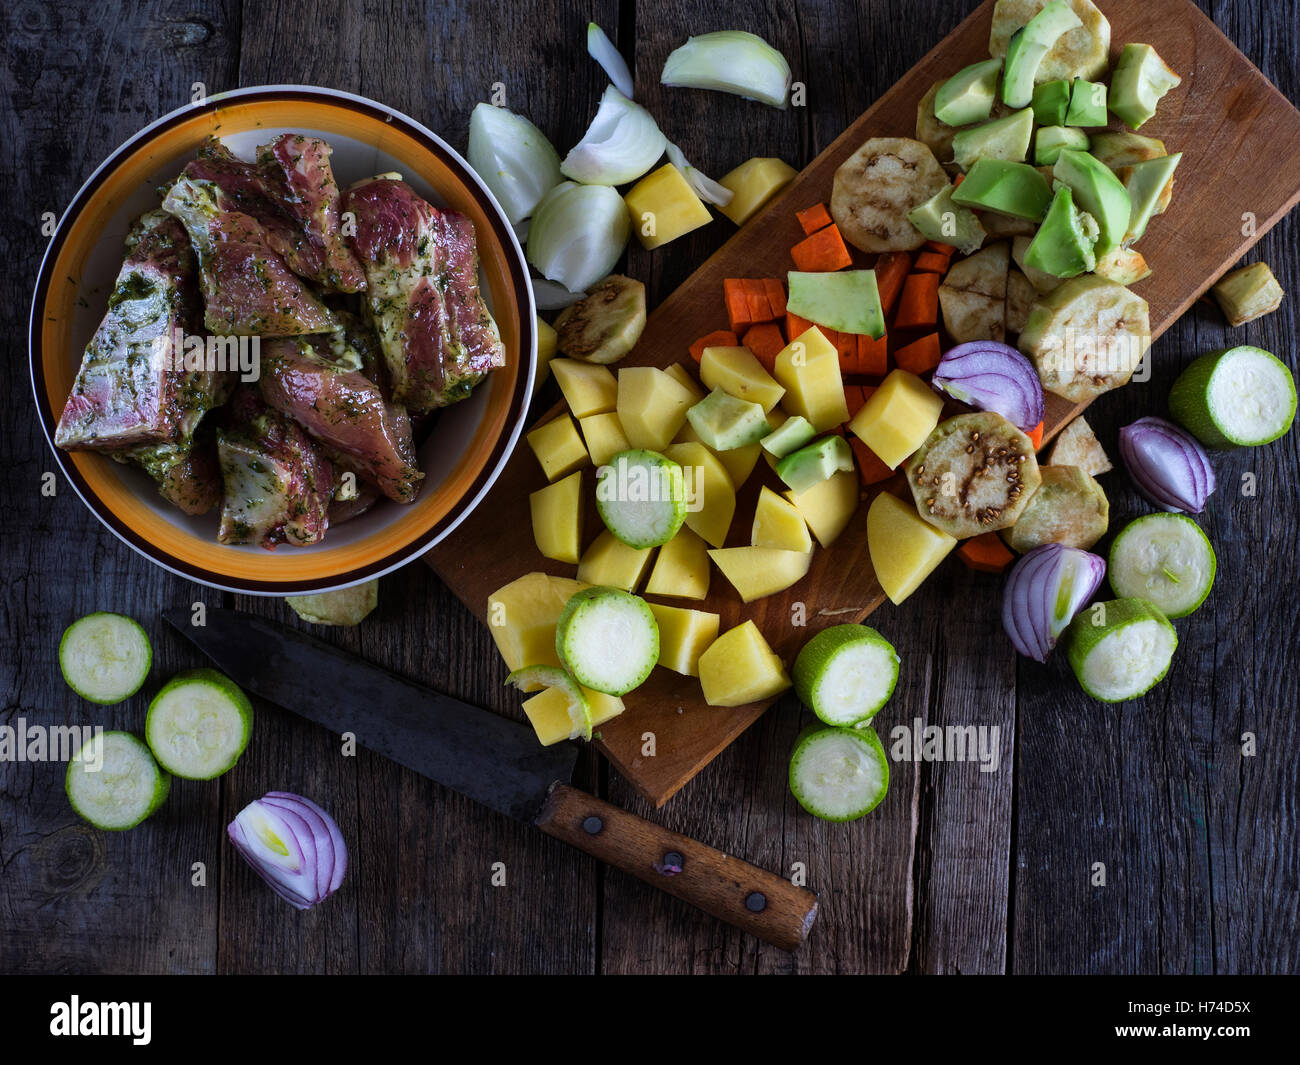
[228,792,348,910]
[1118,416,1217,514]
[1002,543,1106,662]
[931,341,1045,432]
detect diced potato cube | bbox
[752,485,813,552]
[700,346,786,412]
[718,157,798,226]
[866,492,956,605]
[709,546,813,602]
[697,620,791,706]
[487,573,589,671]
[1212,262,1284,327]
[663,361,705,403]
[848,369,944,469]
[579,412,631,467]
[774,327,850,432]
[644,526,711,600]
[521,687,582,745]
[535,316,558,393]
[625,163,713,250]
[551,358,618,417]
[529,470,583,563]
[577,529,655,591]
[617,366,696,450]
[663,442,736,548]
[784,468,860,548]
[585,687,627,728]
[527,414,590,481]
[672,420,763,490]
[648,603,721,676]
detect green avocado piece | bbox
[1051,148,1132,256]
[686,389,771,451]
[951,108,1035,170]
[760,415,816,459]
[1031,80,1071,126]
[786,270,885,339]
[935,58,1003,126]
[1121,152,1182,243]
[951,159,1053,221]
[907,183,988,255]
[775,436,855,495]
[1023,186,1099,279]
[1065,79,1108,127]
[1001,1,1085,109]
[1109,43,1182,130]
[1088,130,1167,170]
[1035,126,1090,166]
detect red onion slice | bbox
[1002,543,1106,662]
[228,792,348,910]
[932,341,1045,432]
[1118,416,1217,513]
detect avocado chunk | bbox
[907,183,988,255]
[935,58,1003,126]
[1051,148,1132,256]
[686,389,771,451]
[786,270,884,339]
[1109,43,1181,130]
[775,435,854,495]
[1031,80,1071,125]
[951,108,1035,170]
[951,159,1053,221]
[1023,186,1099,278]
[1120,152,1181,243]
[1088,130,1167,169]
[1034,126,1090,166]
[1065,79,1108,127]
[760,415,816,459]
[1001,1,1085,109]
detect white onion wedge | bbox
[587,22,635,98]
[466,103,563,225]
[660,30,791,108]
[665,142,733,206]
[561,86,666,186]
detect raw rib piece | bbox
[345,177,506,412]
[258,338,423,503]
[216,388,333,548]
[55,211,199,451]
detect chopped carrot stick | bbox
[690,329,739,362]
[850,438,895,486]
[786,311,813,339]
[763,278,787,318]
[957,532,1015,574]
[857,332,889,376]
[744,278,774,322]
[844,384,867,419]
[795,203,834,235]
[791,224,853,272]
[723,279,751,332]
[893,273,941,330]
[893,333,942,375]
[913,251,952,274]
[952,173,965,187]
[825,328,857,373]
[1027,421,1044,449]
[874,251,912,319]
[923,240,957,256]
[741,322,786,372]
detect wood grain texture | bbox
[427,0,1300,810]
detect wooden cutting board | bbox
[430,0,1300,807]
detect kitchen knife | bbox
[164,608,818,950]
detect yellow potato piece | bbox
[535,316,557,394]
[551,358,618,417]
[577,530,655,592]
[529,470,583,564]
[698,620,791,707]
[644,526,711,600]
[527,414,590,481]
[699,346,786,412]
[866,492,956,605]
[774,327,850,432]
[677,417,764,488]
[625,163,713,250]
[848,369,944,469]
[663,442,736,548]
[784,468,860,548]
[487,573,589,672]
[648,603,721,677]
[752,486,813,552]
[708,546,813,603]
[617,366,696,450]
[718,157,798,226]
[579,412,631,468]
[663,361,705,403]
[522,683,626,746]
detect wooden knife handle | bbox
[535,783,818,951]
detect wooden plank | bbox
[429,0,1300,809]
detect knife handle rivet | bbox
[745,892,767,913]
[582,816,604,835]
[656,851,684,876]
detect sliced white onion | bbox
[467,102,563,225]
[661,30,792,109]
[527,181,630,293]
[561,86,666,186]
[531,277,586,310]
[664,142,734,207]
[587,22,635,99]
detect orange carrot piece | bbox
[723,279,751,332]
[957,532,1015,574]
[763,278,787,319]
[856,333,889,376]
[690,329,739,362]
[825,328,857,373]
[893,273,941,330]
[850,438,895,486]
[791,224,853,272]
[913,251,952,274]
[786,311,813,339]
[923,240,957,256]
[741,322,786,372]
[1027,421,1045,449]
[742,278,774,323]
[874,251,912,319]
[952,173,965,187]
[795,203,834,235]
[894,333,942,375]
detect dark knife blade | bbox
[163,608,578,822]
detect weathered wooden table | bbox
[2,0,1296,974]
